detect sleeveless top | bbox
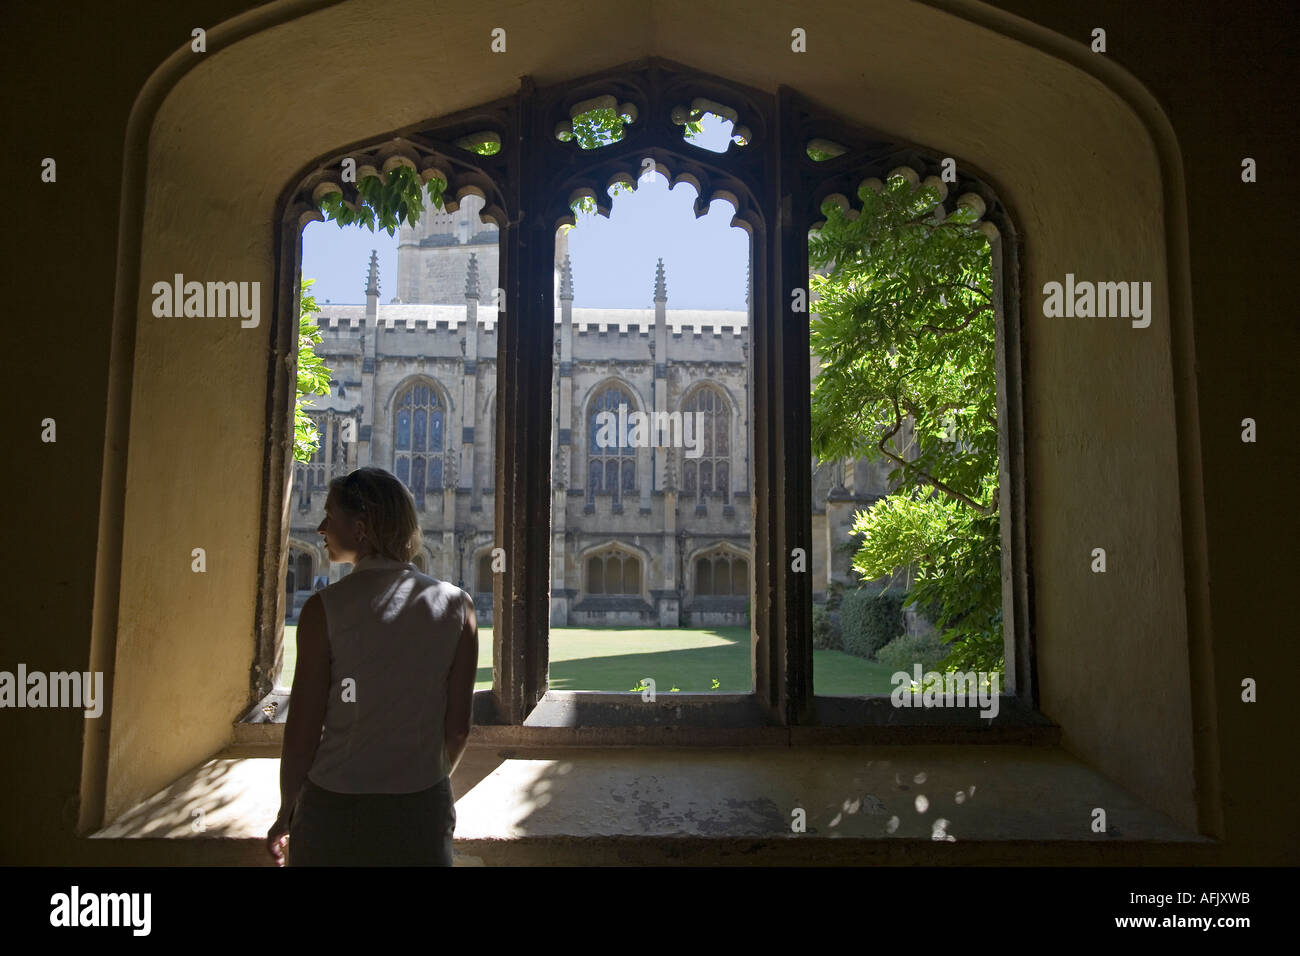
[307,555,468,794]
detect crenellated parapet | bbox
[309,305,748,339]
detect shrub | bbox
[812,604,841,650]
[875,630,948,672]
[826,580,846,611]
[840,587,905,659]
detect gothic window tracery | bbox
[694,548,748,598]
[681,386,731,503]
[295,411,345,509]
[587,385,637,505]
[586,547,642,597]
[394,382,446,509]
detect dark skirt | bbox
[287,775,456,866]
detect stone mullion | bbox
[769,86,813,724]
[494,77,552,723]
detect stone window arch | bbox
[680,384,733,504]
[285,544,315,597]
[392,379,448,509]
[586,382,639,506]
[476,549,495,594]
[295,410,346,510]
[584,543,644,598]
[691,544,749,599]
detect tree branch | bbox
[917,304,990,337]
[878,386,996,516]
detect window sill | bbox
[238,689,1058,744]
[86,741,1213,865]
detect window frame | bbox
[259,57,1035,729]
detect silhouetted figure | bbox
[266,467,477,866]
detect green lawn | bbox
[277,625,899,696]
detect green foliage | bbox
[317,165,447,236]
[459,135,501,156]
[294,279,332,463]
[839,587,905,659]
[809,173,1002,672]
[812,603,841,650]
[560,106,633,149]
[875,630,948,672]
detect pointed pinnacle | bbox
[465,252,480,299]
[365,249,380,297]
[560,254,574,300]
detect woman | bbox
[265,467,478,866]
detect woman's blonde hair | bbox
[327,467,423,563]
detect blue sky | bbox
[301,115,750,309]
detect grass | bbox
[276,625,901,696]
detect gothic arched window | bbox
[586,548,642,597]
[681,386,731,503]
[587,385,637,505]
[286,547,313,597]
[694,549,749,597]
[394,382,446,509]
[295,412,337,509]
[477,551,494,594]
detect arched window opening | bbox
[586,549,642,597]
[476,551,494,594]
[806,138,849,162]
[675,99,751,152]
[694,549,748,598]
[455,131,501,156]
[587,385,637,506]
[394,382,445,509]
[285,547,314,603]
[295,412,346,510]
[681,386,731,504]
[251,57,1025,726]
[556,95,636,149]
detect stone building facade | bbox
[287,196,897,626]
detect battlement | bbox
[311,305,749,339]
